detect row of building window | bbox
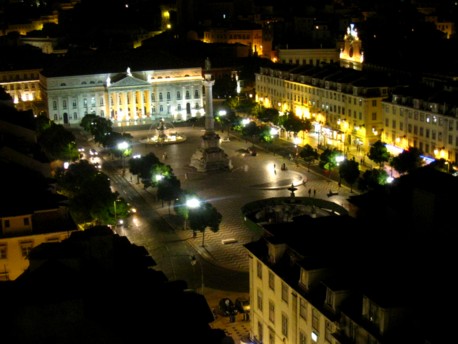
[282,58,336,66]
[52,91,201,111]
[1,73,39,81]
[2,83,36,91]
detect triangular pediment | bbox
[109,75,150,88]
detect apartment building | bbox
[382,85,458,164]
[255,63,391,153]
[0,68,43,113]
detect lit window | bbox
[281,282,288,303]
[281,313,288,338]
[268,271,275,291]
[300,298,307,320]
[0,244,7,259]
[257,289,263,312]
[269,300,275,323]
[20,241,34,257]
[257,261,262,279]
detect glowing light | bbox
[186,197,201,209]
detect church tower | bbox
[339,23,364,71]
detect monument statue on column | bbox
[190,72,232,172]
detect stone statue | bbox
[205,57,211,71]
[126,67,132,76]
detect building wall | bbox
[0,69,42,112]
[0,231,73,281]
[278,49,340,66]
[203,28,267,58]
[382,97,458,164]
[255,66,387,153]
[248,255,337,344]
[40,67,205,125]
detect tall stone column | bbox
[203,74,215,133]
[190,72,231,172]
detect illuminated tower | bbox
[339,23,364,71]
[190,72,232,172]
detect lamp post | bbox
[113,200,117,226]
[117,141,129,176]
[190,255,204,295]
[185,197,201,232]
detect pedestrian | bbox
[313,189,316,197]
[308,188,312,197]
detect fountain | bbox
[139,118,187,145]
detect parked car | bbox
[218,298,237,316]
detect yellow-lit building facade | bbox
[40,66,205,125]
[247,253,339,344]
[0,69,43,113]
[203,26,268,58]
[277,48,340,66]
[0,208,77,281]
[382,88,458,164]
[255,64,389,154]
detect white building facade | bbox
[40,66,205,125]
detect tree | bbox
[357,168,390,191]
[55,160,129,227]
[338,158,360,192]
[156,174,182,213]
[128,152,161,187]
[257,107,279,124]
[174,190,200,231]
[188,201,222,247]
[299,144,319,171]
[80,114,113,144]
[37,122,79,162]
[390,147,424,175]
[368,140,391,168]
[279,112,312,135]
[241,121,263,143]
[319,148,342,173]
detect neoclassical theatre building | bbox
[39,51,205,125]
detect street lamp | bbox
[117,141,129,176]
[190,255,204,295]
[185,197,201,231]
